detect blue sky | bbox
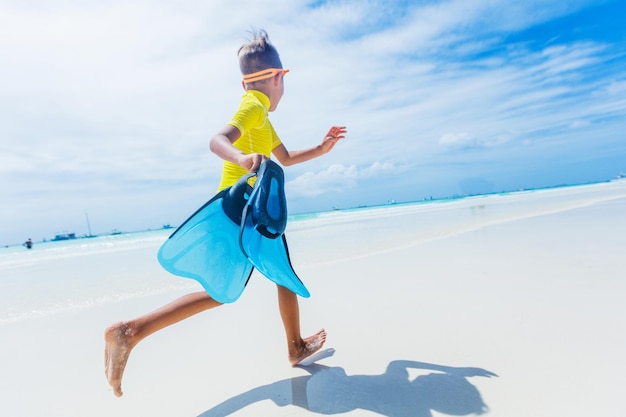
[1,0,625,245]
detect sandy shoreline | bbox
[1,181,625,416]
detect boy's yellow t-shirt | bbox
[217,90,282,191]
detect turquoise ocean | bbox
[2,180,625,327]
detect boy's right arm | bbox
[272,125,347,167]
[210,125,266,172]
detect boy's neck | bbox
[244,85,278,112]
[246,85,271,97]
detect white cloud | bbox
[438,131,515,149]
[439,132,479,149]
[605,80,626,95]
[286,162,396,198]
[570,119,591,129]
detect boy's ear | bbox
[241,80,247,91]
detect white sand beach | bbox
[1,180,625,417]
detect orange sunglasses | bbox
[243,68,290,83]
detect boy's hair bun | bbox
[238,29,283,77]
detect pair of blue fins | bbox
[157,160,309,303]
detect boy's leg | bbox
[104,291,221,397]
[276,284,326,366]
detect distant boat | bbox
[51,233,76,241]
[110,229,122,235]
[84,212,96,238]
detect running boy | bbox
[104,30,346,397]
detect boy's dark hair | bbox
[238,29,282,76]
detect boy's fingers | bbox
[327,126,347,139]
[250,154,268,172]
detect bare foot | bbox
[104,322,136,397]
[289,329,327,366]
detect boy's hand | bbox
[238,153,267,172]
[321,126,347,153]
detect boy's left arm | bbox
[273,126,346,166]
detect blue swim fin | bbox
[157,178,255,303]
[240,161,310,298]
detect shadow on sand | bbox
[198,350,497,417]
